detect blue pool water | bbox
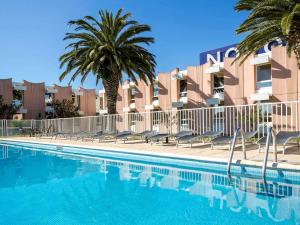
[0,141,300,225]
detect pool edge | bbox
[1,138,300,172]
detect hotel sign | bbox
[199,39,283,65]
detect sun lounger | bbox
[257,131,300,154]
[53,131,72,139]
[91,131,116,142]
[75,131,102,141]
[115,131,133,143]
[211,131,257,150]
[176,130,223,147]
[148,132,171,145]
[174,130,193,139]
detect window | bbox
[130,88,136,103]
[153,83,159,101]
[213,75,224,88]
[213,75,224,96]
[13,90,23,107]
[256,64,272,89]
[179,80,187,97]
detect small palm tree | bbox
[59,9,156,114]
[234,0,300,67]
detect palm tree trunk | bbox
[103,76,120,114]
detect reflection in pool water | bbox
[0,144,299,225]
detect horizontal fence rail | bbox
[0,101,299,138]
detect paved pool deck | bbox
[2,136,300,171]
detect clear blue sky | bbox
[0,0,247,90]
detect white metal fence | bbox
[0,100,299,137]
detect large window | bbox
[13,90,23,107]
[130,88,136,103]
[213,75,224,96]
[256,64,272,90]
[179,80,187,97]
[153,83,159,101]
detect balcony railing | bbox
[179,91,187,98]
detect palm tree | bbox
[234,0,300,67]
[59,9,156,114]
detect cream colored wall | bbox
[242,56,256,104]
[224,58,245,105]
[187,66,202,108]
[158,72,172,110]
[272,46,298,102]
[202,63,213,105]
[135,80,146,112]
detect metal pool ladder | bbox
[262,126,277,177]
[227,127,246,175]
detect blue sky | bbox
[0,0,247,90]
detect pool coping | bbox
[2,138,300,172]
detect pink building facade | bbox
[0,79,97,119]
[99,41,300,115]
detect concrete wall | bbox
[23,80,45,119]
[135,80,146,112]
[272,46,298,102]
[79,87,96,116]
[0,78,13,104]
[271,46,299,130]
[158,71,174,110]
[224,58,245,105]
[53,84,73,102]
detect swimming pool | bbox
[0,141,300,225]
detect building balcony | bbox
[250,52,271,65]
[145,99,159,111]
[206,87,224,105]
[99,89,105,94]
[171,70,187,80]
[213,87,224,101]
[250,82,272,101]
[129,102,136,110]
[122,81,136,90]
[46,86,58,94]
[13,82,27,91]
[45,97,53,104]
[153,99,159,108]
[205,63,224,74]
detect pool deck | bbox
[2,136,300,171]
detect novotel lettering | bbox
[199,39,284,65]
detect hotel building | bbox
[0,79,97,119]
[98,41,300,114]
